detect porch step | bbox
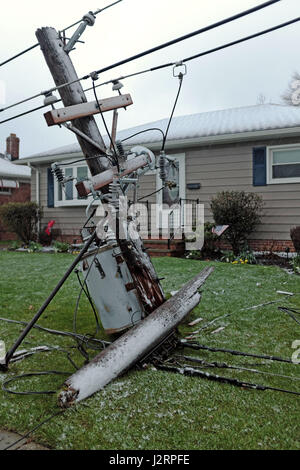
[143,239,185,257]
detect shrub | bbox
[290,226,300,254]
[211,191,263,255]
[185,222,219,259]
[27,241,43,253]
[53,241,71,253]
[291,254,300,274]
[202,222,219,256]
[220,246,256,265]
[0,202,42,245]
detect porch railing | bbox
[128,198,200,244]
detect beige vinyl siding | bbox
[184,137,300,241]
[32,135,300,241]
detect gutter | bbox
[14,126,300,165]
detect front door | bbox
[156,153,185,231]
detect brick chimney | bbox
[6,133,20,161]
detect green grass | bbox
[0,252,299,450]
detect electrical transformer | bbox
[80,242,145,334]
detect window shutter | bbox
[47,168,54,208]
[253,147,267,186]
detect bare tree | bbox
[282,71,300,106]
[257,93,266,104]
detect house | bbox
[0,134,31,240]
[16,104,300,252]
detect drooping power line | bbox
[0,15,299,126]
[0,0,123,68]
[0,0,283,115]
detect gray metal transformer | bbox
[80,243,145,334]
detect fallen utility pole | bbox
[36,26,165,315]
[58,266,214,407]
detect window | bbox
[0,187,11,195]
[54,163,90,207]
[268,145,300,184]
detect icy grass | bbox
[0,252,299,450]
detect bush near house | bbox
[0,202,42,245]
[211,191,263,256]
[290,226,300,254]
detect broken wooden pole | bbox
[58,266,214,407]
[35,27,109,177]
[36,26,165,313]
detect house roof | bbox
[18,104,300,163]
[0,157,31,179]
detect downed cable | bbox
[180,341,297,364]
[156,363,300,396]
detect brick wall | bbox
[217,238,295,253]
[0,183,31,240]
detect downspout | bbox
[28,163,41,233]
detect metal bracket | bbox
[173,61,187,78]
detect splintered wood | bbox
[58,267,214,407]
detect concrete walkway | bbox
[0,430,49,450]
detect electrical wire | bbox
[0,1,286,116]
[0,316,110,348]
[156,363,300,396]
[3,410,66,451]
[0,0,124,68]
[1,15,299,127]
[278,306,300,326]
[2,371,72,396]
[161,74,184,152]
[121,128,165,143]
[92,80,120,170]
[138,187,164,202]
[175,355,300,382]
[180,341,298,364]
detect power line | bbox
[93,0,282,76]
[0,0,123,68]
[0,15,298,127]
[0,0,282,115]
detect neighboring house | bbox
[16,104,300,251]
[0,134,31,240]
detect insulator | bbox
[51,163,64,183]
[43,93,59,106]
[116,140,125,160]
[112,80,124,92]
[108,180,121,210]
[159,151,167,182]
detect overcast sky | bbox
[0,0,299,158]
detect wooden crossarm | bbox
[44,94,133,126]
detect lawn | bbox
[0,251,299,450]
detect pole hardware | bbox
[64,12,96,53]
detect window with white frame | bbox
[54,162,90,207]
[268,145,300,184]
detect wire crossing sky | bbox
[0,0,299,157]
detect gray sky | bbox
[0,0,299,158]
